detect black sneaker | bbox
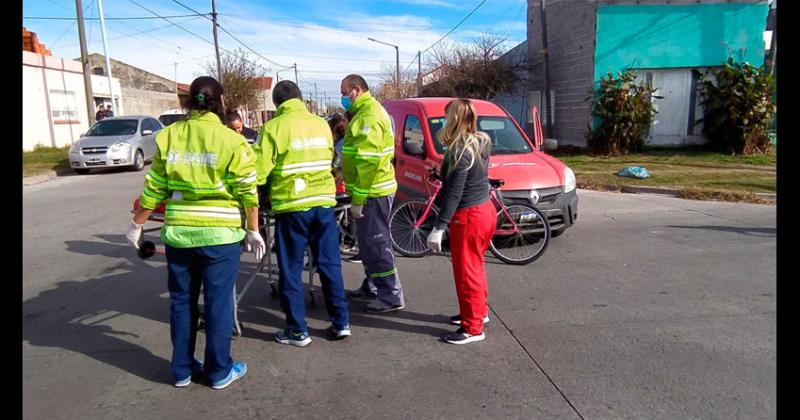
[449,314,490,326]
[347,254,362,264]
[443,328,485,345]
[346,288,377,300]
[365,300,405,314]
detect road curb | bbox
[583,184,777,203]
[23,170,58,186]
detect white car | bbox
[69,116,162,174]
[158,108,188,127]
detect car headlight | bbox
[69,143,79,153]
[110,142,131,152]
[563,167,576,193]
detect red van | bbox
[383,97,578,236]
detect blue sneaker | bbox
[211,361,247,390]
[274,329,312,347]
[174,358,204,388]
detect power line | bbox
[23,14,204,20]
[127,0,216,47]
[421,0,488,55]
[169,0,213,21]
[215,23,290,68]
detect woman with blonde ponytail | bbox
[427,98,496,345]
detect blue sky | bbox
[23,0,528,104]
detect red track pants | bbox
[448,199,496,335]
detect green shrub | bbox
[698,57,775,155]
[586,70,658,156]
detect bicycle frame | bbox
[412,174,525,237]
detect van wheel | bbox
[132,150,145,171]
[75,168,90,175]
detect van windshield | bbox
[428,116,533,155]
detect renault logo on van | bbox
[530,190,541,205]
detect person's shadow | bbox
[23,248,173,384]
[23,234,277,384]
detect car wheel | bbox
[75,168,90,175]
[132,150,145,171]
[551,228,565,238]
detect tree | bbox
[203,48,266,111]
[418,33,522,100]
[373,63,418,101]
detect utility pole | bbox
[293,63,298,85]
[75,0,95,125]
[97,0,117,114]
[417,50,421,97]
[314,83,318,114]
[540,0,553,138]
[211,0,223,85]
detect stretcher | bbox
[131,192,356,337]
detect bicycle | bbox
[389,167,551,265]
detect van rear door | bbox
[395,113,431,201]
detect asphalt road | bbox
[23,167,776,419]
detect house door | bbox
[637,68,706,146]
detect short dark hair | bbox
[186,76,226,121]
[342,74,369,92]
[272,81,302,107]
[226,112,242,124]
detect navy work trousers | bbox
[274,206,350,333]
[165,242,240,383]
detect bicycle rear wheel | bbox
[390,199,439,257]
[489,204,550,265]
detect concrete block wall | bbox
[120,87,179,118]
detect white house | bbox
[23,50,123,151]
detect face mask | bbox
[341,96,352,110]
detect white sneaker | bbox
[331,324,351,339]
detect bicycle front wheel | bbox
[390,199,439,257]
[489,204,550,265]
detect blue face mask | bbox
[341,96,352,110]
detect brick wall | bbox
[527,0,597,147]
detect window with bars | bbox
[49,89,79,123]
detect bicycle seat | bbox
[489,178,505,188]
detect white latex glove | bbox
[427,228,445,252]
[126,221,144,249]
[351,204,364,219]
[244,230,266,261]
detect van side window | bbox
[403,115,425,156]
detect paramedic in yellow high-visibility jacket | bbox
[253,81,350,347]
[127,76,263,390]
[339,74,405,314]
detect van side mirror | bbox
[142,129,153,135]
[403,141,425,157]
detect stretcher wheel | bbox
[269,283,278,298]
[138,240,156,260]
[232,322,244,338]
